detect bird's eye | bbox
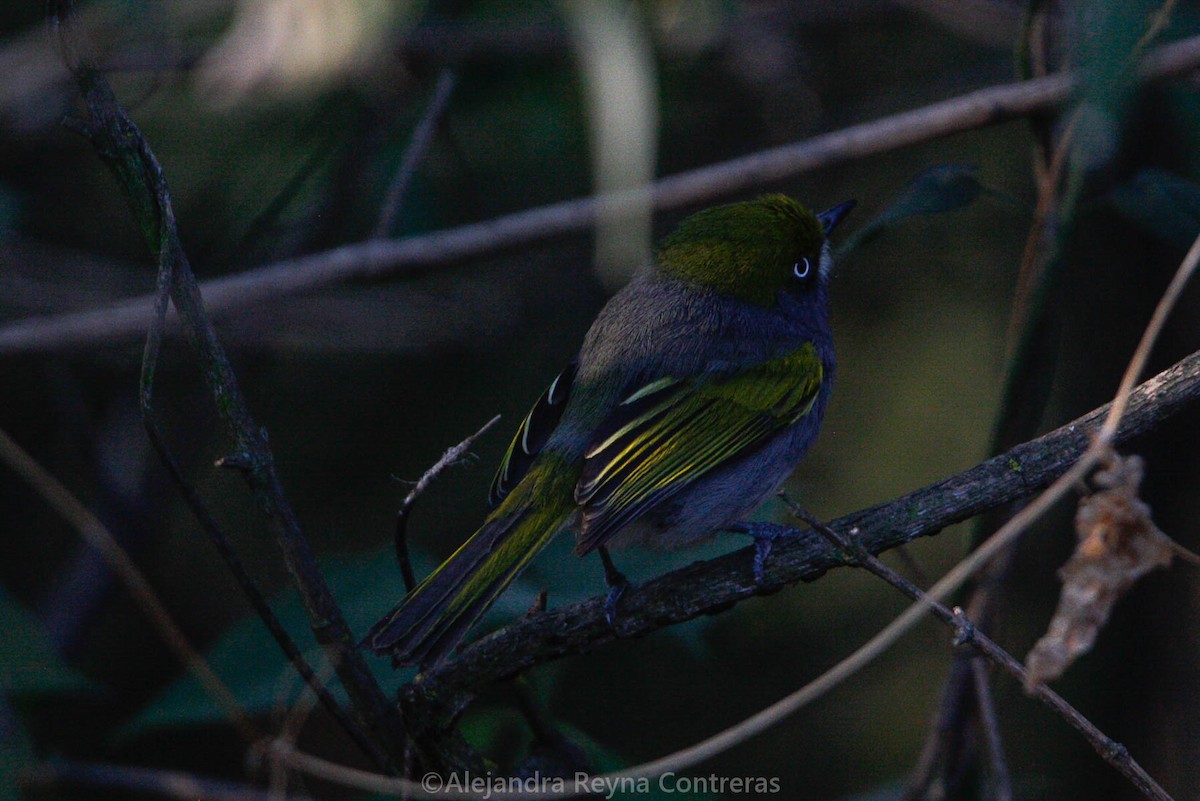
[793,258,812,280]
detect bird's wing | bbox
[488,360,579,508]
[574,343,824,554]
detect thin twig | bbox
[919,5,1185,783]
[144,410,389,769]
[417,345,1200,702]
[971,657,1013,801]
[1004,108,1080,353]
[261,347,1200,801]
[912,160,1200,796]
[273,330,1200,798]
[1134,0,1180,56]
[225,120,344,267]
[133,142,388,769]
[786,503,1168,800]
[821,230,1200,801]
[374,69,458,240]
[6,34,1200,355]
[1102,232,1200,440]
[0,427,257,742]
[921,66,1086,801]
[52,1,406,762]
[266,657,340,799]
[395,415,501,590]
[21,760,316,801]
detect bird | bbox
[365,193,855,667]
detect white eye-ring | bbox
[793,258,812,280]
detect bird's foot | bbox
[728,522,795,586]
[598,546,632,629]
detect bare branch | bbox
[374,68,458,239]
[5,34,1200,356]
[971,658,1013,801]
[51,2,406,763]
[0,427,256,742]
[787,505,1172,801]
[413,345,1200,704]
[22,760,316,801]
[270,352,1200,801]
[130,109,386,765]
[250,261,1200,801]
[395,415,501,591]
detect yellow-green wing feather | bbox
[489,361,578,508]
[574,344,823,554]
[366,457,578,665]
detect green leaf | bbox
[838,783,907,801]
[0,587,93,697]
[125,541,566,734]
[128,533,718,735]
[1109,168,1200,251]
[0,706,34,801]
[837,164,988,256]
[0,183,21,241]
[124,546,416,735]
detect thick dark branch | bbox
[5,35,1200,355]
[412,348,1200,708]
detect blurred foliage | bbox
[0,587,93,697]
[837,163,998,257]
[0,712,32,801]
[1111,167,1200,250]
[2,0,1200,800]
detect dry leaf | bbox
[1024,450,1174,689]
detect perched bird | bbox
[366,194,854,666]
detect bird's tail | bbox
[363,462,577,666]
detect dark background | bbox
[3,1,1200,799]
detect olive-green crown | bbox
[656,194,826,307]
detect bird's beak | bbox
[817,200,856,235]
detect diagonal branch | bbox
[787,505,1172,801]
[51,3,406,764]
[411,346,1200,709]
[0,427,257,742]
[374,68,458,239]
[5,35,1200,355]
[22,759,316,801]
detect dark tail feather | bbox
[363,500,569,666]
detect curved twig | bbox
[22,759,316,801]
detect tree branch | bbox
[51,2,406,763]
[0,427,256,742]
[22,759,315,801]
[374,68,458,239]
[786,504,1172,801]
[5,34,1200,355]
[409,347,1200,713]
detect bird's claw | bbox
[753,537,774,586]
[603,581,628,628]
[729,522,794,587]
[598,546,632,631]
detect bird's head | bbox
[656,194,855,308]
